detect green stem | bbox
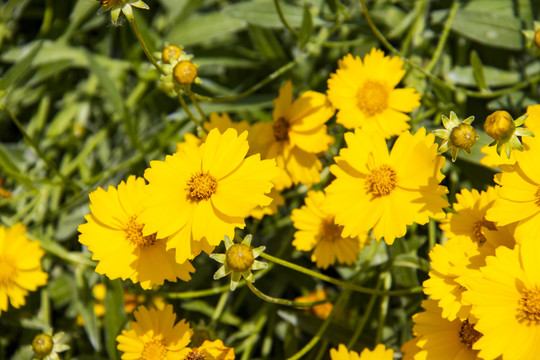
[428,219,437,251]
[129,17,167,75]
[399,0,428,55]
[192,53,308,103]
[375,273,391,344]
[260,252,423,296]
[178,93,203,130]
[358,0,400,56]
[274,0,298,36]
[0,105,82,191]
[186,89,208,129]
[346,277,382,348]
[246,281,332,307]
[211,292,229,324]
[425,0,459,73]
[286,290,349,360]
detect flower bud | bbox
[226,244,254,272]
[449,123,477,150]
[32,333,53,358]
[535,30,540,49]
[161,45,182,64]
[173,60,198,85]
[484,111,515,141]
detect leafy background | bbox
[0,0,539,359]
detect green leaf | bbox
[104,279,126,360]
[247,24,288,63]
[0,40,43,91]
[450,9,524,50]
[166,12,246,47]
[0,143,36,189]
[470,50,489,91]
[298,4,313,48]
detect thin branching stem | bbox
[246,281,333,307]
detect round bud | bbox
[484,110,515,140]
[226,244,254,272]
[32,334,53,358]
[173,60,198,85]
[449,123,477,150]
[161,45,182,64]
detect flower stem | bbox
[186,89,208,130]
[346,276,382,348]
[359,0,400,56]
[259,252,423,296]
[129,16,167,75]
[425,0,459,72]
[286,290,350,360]
[246,281,332,307]
[178,93,203,130]
[192,52,308,103]
[274,0,298,36]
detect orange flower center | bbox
[0,256,16,288]
[273,117,290,141]
[356,80,389,117]
[125,216,156,248]
[365,164,397,197]
[320,217,344,242]
[142,338,167,360]
[186,348,206,360]
[186,171,218,202]
[472,218,496,246]
[459,319,482,349]
[518,287,540,324]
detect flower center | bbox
[472,218,496,246]
[0,256,16,288]
[518,287,540,324]
[459,319,482,349]
[365,164,397,197]
[142,338,167,360]
[273,117,290,141]
[186,349,206,360]
[226,244,254,272]
[186,172,218,202]
[320,217,344,242]
[356,80,389,117]
[125,216,157,248]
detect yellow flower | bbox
[249,80,334,190]
[140,128,279,264]
[116,304,193,359]
[327,48,421,138]
[485,135,540,242]
[78,176,195,289]
[184,339,235,360]
[324,128,448,245]
[291,190,369,269]
[432,111,478,162]
[0,223,47,315]
[411,299,482,360]
[96,0,149,25]
[294,289,333,319]
[462,237,540,360]
[330,344,393,360]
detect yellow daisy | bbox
[485,135,540,242]
[440,187,515,254]
[184,339,235,360]
[78,176,195,289]
[422,237,480,321]
[327,48,421,138]
[291,190,369,269]
[249,80,334,190]
[330,344,393,360]
[0,223,47,315]
[116,304,193,360]
[250,187,285,220]
[140,128,279,264]
[411,299,482,360]
[462,237,540,360]
[324,128,448,244]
